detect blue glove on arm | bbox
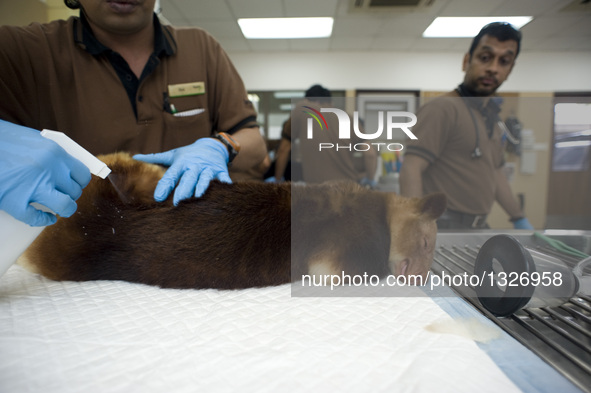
[0,121,92,226]
[133,137,231,205]
[359,177,377,189]
[513,217,534,230]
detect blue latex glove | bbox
[265,176,285,183]
[133,137,231,205]
[0,120,91,226]
[513,217,534,230]
[359,177,377,189]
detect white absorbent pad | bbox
[0,265,526,393]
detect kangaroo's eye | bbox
[424,238,428,249]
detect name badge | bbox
[168,82,205,98]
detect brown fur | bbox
[21,153,446,290]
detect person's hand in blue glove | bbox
[0,121,92,227]
[359,177,377,189]
[133,137,231,205]
[513,217,534,230]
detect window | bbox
[248,90,346,141]
[552,102,591,172]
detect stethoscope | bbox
[462,99,520,159]
[464,104,484,159]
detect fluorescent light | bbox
[238,17,334,39]
[274,91,305,99]
[423,17,533,38]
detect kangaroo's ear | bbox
[419,192,447,220]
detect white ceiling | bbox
[158,0,591,53]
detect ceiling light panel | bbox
[238,17,334,39]
[423,17,533,38]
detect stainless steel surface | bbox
[433,230,591,393]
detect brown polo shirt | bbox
[404,90,505,215]
[0,15,257,156]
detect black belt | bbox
[438,209,488,229]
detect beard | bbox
[463,77,500,97]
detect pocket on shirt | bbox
[168,94,206,117]
[162,108,211,148]
[171,108,206,117]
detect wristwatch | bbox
[212,132,240,163]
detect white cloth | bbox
[0,265,521,393]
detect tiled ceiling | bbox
[159,0,591,53]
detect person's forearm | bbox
[399,161,424,197]
[363,148,378,181]
[228,127,267,171]
[494,167,524,219]
[274,139,291,180]
[399,170,423,197]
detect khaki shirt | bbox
[0,17,257,156]
[404,91,505,215]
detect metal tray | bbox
[433,230,591,393]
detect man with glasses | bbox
[400,22,533,230]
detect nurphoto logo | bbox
[304,107,418,152]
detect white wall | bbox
[229,51,591,93]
